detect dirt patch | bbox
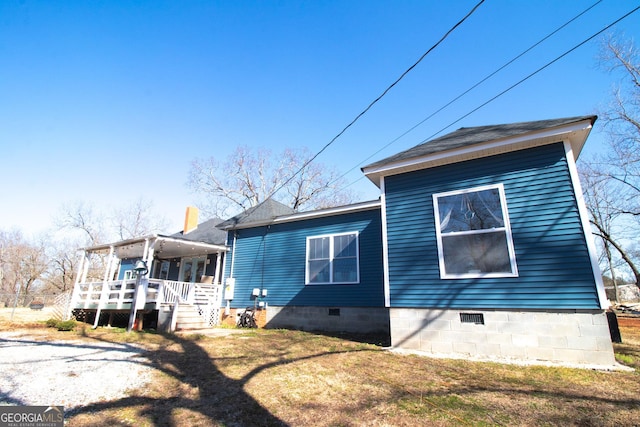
[617,316,640,328]
[0,307,57,323]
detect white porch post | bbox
[213,251,223,285]
[145,241,155,279]
[67,251,86,320]
[102,249,114,283]
[127,238,150,332]
[144,242,155,307]
[93,246,114,328]
[74,251,85,287]
[81,252,90,283]
[107,253,119,282]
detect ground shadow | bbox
[296,329,391,347]
[65,331,373,426]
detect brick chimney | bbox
[183,206,199,234]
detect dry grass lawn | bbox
[1,314,639,426]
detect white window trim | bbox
[433,183,518,279]
[305,231,360,285]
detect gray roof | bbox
[217,199,296,230]
[171,217,227,246]
[362,115,597,170]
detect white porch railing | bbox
[192,283,222,327]
[70,279,223,326]
[160,280,193,304]
[73,280,138,309]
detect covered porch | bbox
[69,232,228,329]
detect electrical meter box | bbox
[224,278,235,300]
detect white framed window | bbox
[306,232,360,284]
[433,183,518,279]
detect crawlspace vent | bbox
[460,312,484,325]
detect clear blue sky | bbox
[1,0,639,236]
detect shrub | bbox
[45,318,77,331]
[55,319,77,331]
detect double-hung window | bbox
[433,184,518,278]
[306,232,359,284]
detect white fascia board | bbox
[272,200,381,225]
[84,234,228,254]
[82,234,159,252]
[157,236,229,253]
[363,120,594,187]
[562,141,610,309]
[379,177,391,308]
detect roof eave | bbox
[81,234,159,252]
[82,234,228,255]
[220,200,381,230]
[362,118,595,187]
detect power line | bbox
[418,4,640,145]
[338,3,640,192]
[335,0,603,182]
[270,0,486,200]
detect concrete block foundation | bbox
[390,308,617,367]
[266,306,390,335]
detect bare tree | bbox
[110,197,170,240]
[43,237,83,294]
[580,166,636,297]
[580,33,640,289]
[54,201,106,246]
[55,197,170,244]
[598,33,640,218]
[0,230,49,306]
[188,146,355,218]
[47,198,171,294]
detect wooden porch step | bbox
[175,304,209,330]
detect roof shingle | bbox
[363,115,596,171]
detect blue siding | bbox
[227,209,384,309]
[117,258,136,280]
[385,142,600,309]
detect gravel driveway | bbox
[0,331,154,411]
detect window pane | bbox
[307,232,359,284]
[334,234,356,258]
[181,261,193,282]
[441,231,512,274]
[333,257,357,282]
[309,259,331,283]
[159,261,169,280]
[439,188,504,233]
[308,237,330,260]
[195,260,205,283]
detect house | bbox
[68,207,228,331]
[220,115,617,367]
[217,198,388,333]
